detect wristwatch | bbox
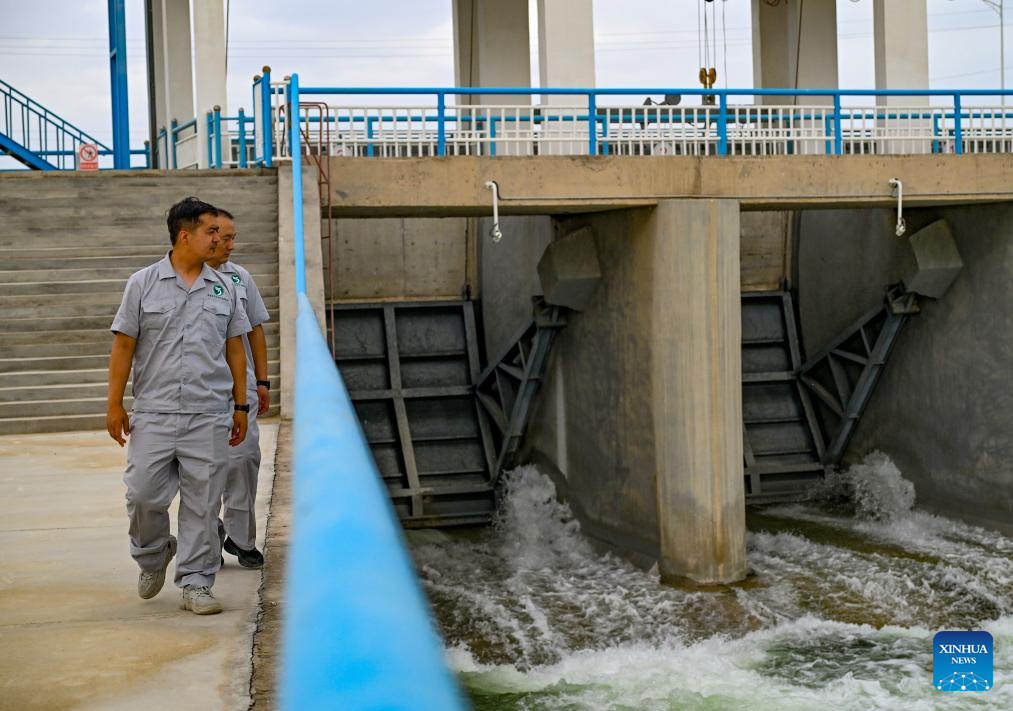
[234,403,251,412]
[257,379,271,390]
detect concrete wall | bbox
[478,216,552,359]
[798,204,1013,534]
[279,162,326,418]
[327,218,472,302]
[323,155,1013,216]
[527,208,662,562]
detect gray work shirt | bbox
[111,252,252,414]
[218,261,270,401]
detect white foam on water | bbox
[455,615,1013,710]
[412,461,1013,709]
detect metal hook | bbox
[889,178,906,237]
[485,180,502,242]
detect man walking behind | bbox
[207,208,271,568]
[107,197,251,615]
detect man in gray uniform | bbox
[207,209,271,568]
[107,197,251,616]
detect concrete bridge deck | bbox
[0,424,280,711]
[323,154,1013,216]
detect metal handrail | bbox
[293,86,1013,157]
[0,77,118,169]
[279,73,465,711]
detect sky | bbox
[0,0,1010,153]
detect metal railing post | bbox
[833,93,843,155]
[206,111,213,167]
[238,108,248,168]
[170,118,178,169]
[954,94,964,154]
[587,92,597,156]
[437,92,446,156]
[717,92,728,156]
[213,106,223,169]
[289,74,305,293]
[262,66,273,168]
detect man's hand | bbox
[107,404,130,446]
[257,385,270,416]
[230,410,248,446]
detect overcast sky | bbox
[0,0,1010,151]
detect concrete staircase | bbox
[0,170,280,435]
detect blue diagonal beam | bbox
[0,133,57,170]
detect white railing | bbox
[279,101,1013,159]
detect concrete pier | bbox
[528,200,746,584]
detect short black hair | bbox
[217,208,235,220]
[166,197,219,245]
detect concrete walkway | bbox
[0,423,278,711]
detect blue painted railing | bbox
[279,73,465,711]
[291,86,1013,157]
[1,77,147,170]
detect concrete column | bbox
[874,0,929,105]
[751,0,791,105]
[537,0,595,101]
[157,0,194,167]
[453,0,530,103]
[651,200,745,585]
[752,0,838,103]
[149,1,169,167]
[536,0,595,153]
[193,0,228,168]
[526,202,745,584]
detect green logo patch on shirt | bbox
[212,284,226,297]
[231,274,242,286]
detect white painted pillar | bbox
[193,0,228,168]
[537,0,595,102]
[789,0,838,102]
[751,0,791,105]
[751,0,838,102]
[874,0,929,105]
[158,0,194,168]
[536,0,595,154]
[453,0,530,100]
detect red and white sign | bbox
[77,143,99,171]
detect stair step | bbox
[0,296,280,319]
[0,266,280,285]
[0,347,280,373]
[0,388,281,417]
[0,241,278,261]
[0,322,280,351]
[0,313,281,334]
[0,274,279,297]
[0,252,279,272]
[0,362,281,392]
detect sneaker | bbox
[181,585,223,615]
[223,537,265,569]
[137,535,177,599]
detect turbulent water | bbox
[408,454,1013,710]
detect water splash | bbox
[809,451,916,519]
[411,460,1013,709]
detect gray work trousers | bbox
[124,412,231,589]
[219,407,261,550]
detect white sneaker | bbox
[180,585,223,615]
[137,535,176,599]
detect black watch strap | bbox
[234,403,251,412]
[257,379,271,390]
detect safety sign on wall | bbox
[77,143,99,171]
